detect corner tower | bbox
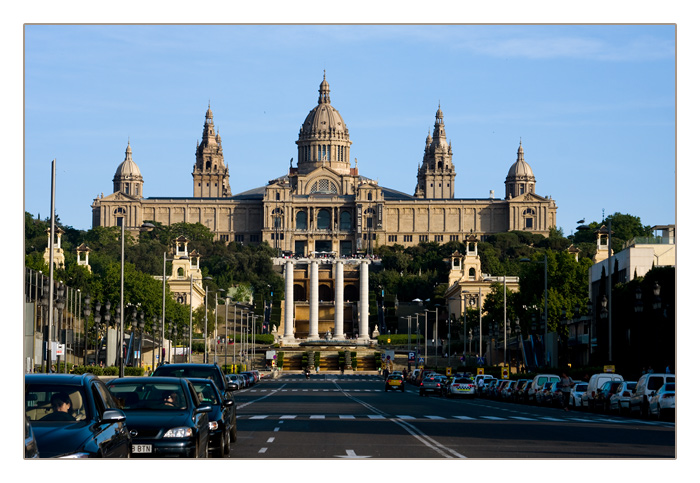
[415,105,456,199]
[193,105,231,198]
[295,73,352,175]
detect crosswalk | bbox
[236,413,674,427]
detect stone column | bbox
[334,260,344,339]
[283,260,295,341]
[359,260,370,341]
[308,260,319,339]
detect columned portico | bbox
[283,260,295,341]
[309,260,319,339]
[334,260,344,339]
[358,260,370,341]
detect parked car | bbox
[527,374,561,404]
[535,381,554,405]
[224,374,241,390]
[106,376,212,458]
[385,374,405,392]
[648,383,675,421]
[25,416,39,458]
[474,374,496,395]
[445,377,476,398]
[570,382,588,409]
[188,377,237,457]
[581,373,624,410]
[25,373,131,458]
[410,369,422,383]
[152,363,238,401]
[609,381,636,415]
[547,381,565,407]
[513,380,532,403]
[591,380,623,413]
[419,375,446,396]
[629,373,675,418]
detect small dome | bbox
[507,142,534,179]
[114,142,142,178]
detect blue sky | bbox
[23,24,676,235]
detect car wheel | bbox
[230,418,238,443]
[419,389,424,396]
[216,432,227,458]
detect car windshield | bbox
[107,382,188,410]
[575,384,588,392]
[154,366,223,391]
[25,384,89,422]
[663,383,675,392]
[625,383,637,390]
[190,381,221,404]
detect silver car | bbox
[608,381,636,414]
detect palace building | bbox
[91,74,558,257]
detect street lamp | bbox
[82,294,91,366]
[520,254,548,366]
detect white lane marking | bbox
[482,416,506,420]
[454,416,476,420]
[237,383,287,409]
[258,447,268,453]
[335,449,371,459]
[368,415,385,419]
[425,415,446,420]
[511,416,537,421]
[397,415,415,419]
[280,415,296,419]
[310,415,325,419]
[273,427,280,432]
[250,415,268,419]
[339,415,356,419]
[267,437,275,443]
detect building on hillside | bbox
[43,227,65,270]
[90,74,558,256]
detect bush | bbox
[277,351,284,369]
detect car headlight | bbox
[163,427,194,438]
[59,452,91,458]
[209,421,219,431]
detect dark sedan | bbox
[106,377,212,458]
[152,363,237,401]
[25,374,130,458]
[188,378,237,457]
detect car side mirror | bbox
[195,404,213,414]
[102,408,127,423]
[222,399,235,407]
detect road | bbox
[229,373,675,459]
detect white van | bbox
[581,373,624,409]
[629,373,675,418]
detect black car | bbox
[188,378,237,457]
[593,380,623,413]
[152,363,237,400]
[25,373,130,458]
[106,376,212,458]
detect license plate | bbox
[132,444,152,454]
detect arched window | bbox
[296,211,307,230]
[368,192,373,201]
[468,268,476,280]
[309,178,338,194]
[523,208,536,229]
[317,209,331,230]
[177,267,184,278]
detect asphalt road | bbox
[229,374,675,459]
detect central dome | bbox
[299,74,348,139]
[296,73,352,175]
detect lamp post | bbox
[423,309,428,369]
[93,301,102,366]
[82,294,91,366]
[520,254,548,366]
[55,284,65,373]
[151,315,157,369]
[402,315,411,353]
[118,215,125,378]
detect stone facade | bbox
[91,75,558,255]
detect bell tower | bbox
[415,105,456,199]
[193,105,231,198]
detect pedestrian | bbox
[560,372,574,411]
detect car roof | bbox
[25,373,97,385]
[106,376,187,385]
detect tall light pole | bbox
[520,254,548,366]
[118,216,125,378]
